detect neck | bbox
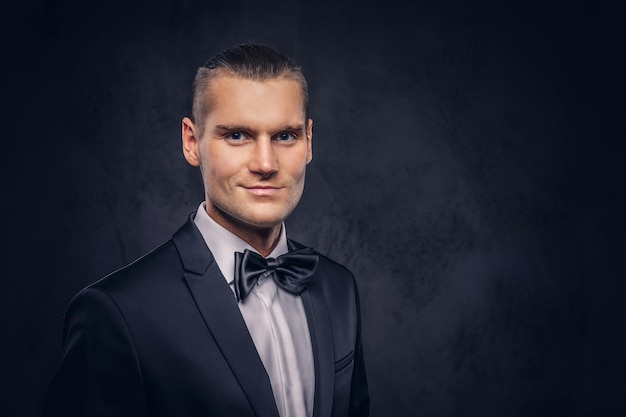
[205,205,282,257]
[233,225,282,258]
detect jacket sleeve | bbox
[42,287,148,417]
[349,277,370,417]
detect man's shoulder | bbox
[87,238,182,296]
[85,214,202,296]
[60,238,186,324]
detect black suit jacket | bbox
[43,215,369,417]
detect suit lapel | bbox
[174,215,279,417]
[290,240,335,417]
[302,287,335,417]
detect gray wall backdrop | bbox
[2,0,624,416]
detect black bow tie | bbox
[233,247,319,302]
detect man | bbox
[43,44,369,417]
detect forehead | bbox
[205,75,306,127]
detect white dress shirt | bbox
[193,202,314,417]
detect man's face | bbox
[182,75,312,234]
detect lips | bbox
[243,185,283,197]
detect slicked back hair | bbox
[191,44,309,138]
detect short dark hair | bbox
[191,44,309,138]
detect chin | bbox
[239,206,295,229]
[208,199,292,230]
[241,215,287,230]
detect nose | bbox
[249,137,278,177]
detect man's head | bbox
[191,44,309,139]
[181,44,313,243]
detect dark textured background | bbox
[2,0,625,416]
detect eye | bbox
[276,132,296,142]
[227,132,245,141]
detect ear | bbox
[306,118,313,164]
[182,117,201,167]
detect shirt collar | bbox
[193,202,289,284]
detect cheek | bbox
[204,164,237,190]
[294,157,310,181]
[285,148,310,177]
[201,147,241,185]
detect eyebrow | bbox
[214,124,306,135]
[215,124,253,133]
